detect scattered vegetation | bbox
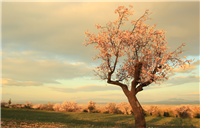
[1,101,200,119]
[87,101,96,113]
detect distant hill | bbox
[11,98,199,105]
[141,98,199,105]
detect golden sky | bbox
[1,1,199,104]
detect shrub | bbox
[147,106,158,116]
[31,104,40,109]
[8,99,11,105]
[143,108,149,116]
[21,104,25,108]
[106,102,119,114]
[1,101,6,107]
[92,109,101,113]
[117,102,131,115]
[87,101,96,113]
[11,104,16,108]
[25,101,32,109]
[163,112,170,117]
[82,108,88,112]
[194,113,200,118]
[39,104,46,110]
[153,109,164,117]
[175,105,194,118]
[46,102,54,111]
[144,110,151,116]
[168,109,178,117]
[61,101,80,112]
[16,104,22,108]
[117,109,124,114]
[4,104,9,108]
[192,106,200,118]
[100,108,109,114]
[53,103,61,111]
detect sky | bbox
[1,1,199,105]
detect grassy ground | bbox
[1,107,200,128]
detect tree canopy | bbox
[83,5,194,94]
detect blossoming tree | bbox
[83,5,194,128]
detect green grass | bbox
[1,107,200,128]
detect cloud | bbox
[1,78,43,86]
[2,54,94,84]
[180,92,199,96]
[166,75,200,85]
[192,60,200,66]
[2,2,199,66]
[146,75,199,89]
[2,2,199,90]
[172,64,197,73]
[49,85,121,93]
[148,84,173,89]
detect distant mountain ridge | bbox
[141,98,199,105]
[11,98,199,105]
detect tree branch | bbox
[135,64,162,94]
[131,11,148,34]
[107,72,130,96]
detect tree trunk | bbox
[127,95,146,128]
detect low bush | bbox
[168,109,177,117]
[163,111,170,117]
[31,104,40,109]
[147,106,158,116]
[100,108,109,114]
[1,101,6,107]
[46,102,54,111]
[106,102,119,114]
[175,105,193,118]
[53,103,61,111]
[87,101,96,113]
[153,109,164,117]
[39,104,46,110]
[117,102,131,115]
[82,108,88,112]
[2,100,199,119]
[193,106,200,118]
[25,101,32,109]
[61,101,80,112]
[92,109,101,113]
[143,109,150,116]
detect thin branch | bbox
[131,11,148,34]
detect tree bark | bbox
[127,94,146,128]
